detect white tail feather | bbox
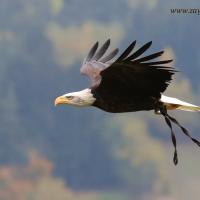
[161,95,200,112]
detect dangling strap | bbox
[166,114,200,147]
[160,106,178,165]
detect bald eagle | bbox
[55,39,200,165]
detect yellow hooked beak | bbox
[54,96,69,106]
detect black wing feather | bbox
[93,39,110,61]
[85,42,99,62]
[116,40,136,61]
[126,41,152,61]
[133,51,164,63]
[100,48,119,63]
[144,59,173,65]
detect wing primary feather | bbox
[126,41,152,61]
[99,48,119,63]
[85,41,99,62]
[116,40,136,62]
[93,39,111,61]
[132,51,164,63]
[144,59,173,65]
[148,66,177,73]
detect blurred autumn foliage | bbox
[0,152,97,200]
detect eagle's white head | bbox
[55,88,96,107]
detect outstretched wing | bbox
[94,40,176,98]
[80,39,119,85]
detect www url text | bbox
[171,8,200,15]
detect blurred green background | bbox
[0,0,200,199]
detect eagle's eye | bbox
[67,96,74,100]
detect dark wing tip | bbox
[126,41,152,61]
[116,40,137,62]
[144,59,173,66]
[148,41,152,46]
[132,51,164,63]
[93,39,111,61]
[85,41,99,62]
[107,38,111,43]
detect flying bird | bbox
[55,39,200,165]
